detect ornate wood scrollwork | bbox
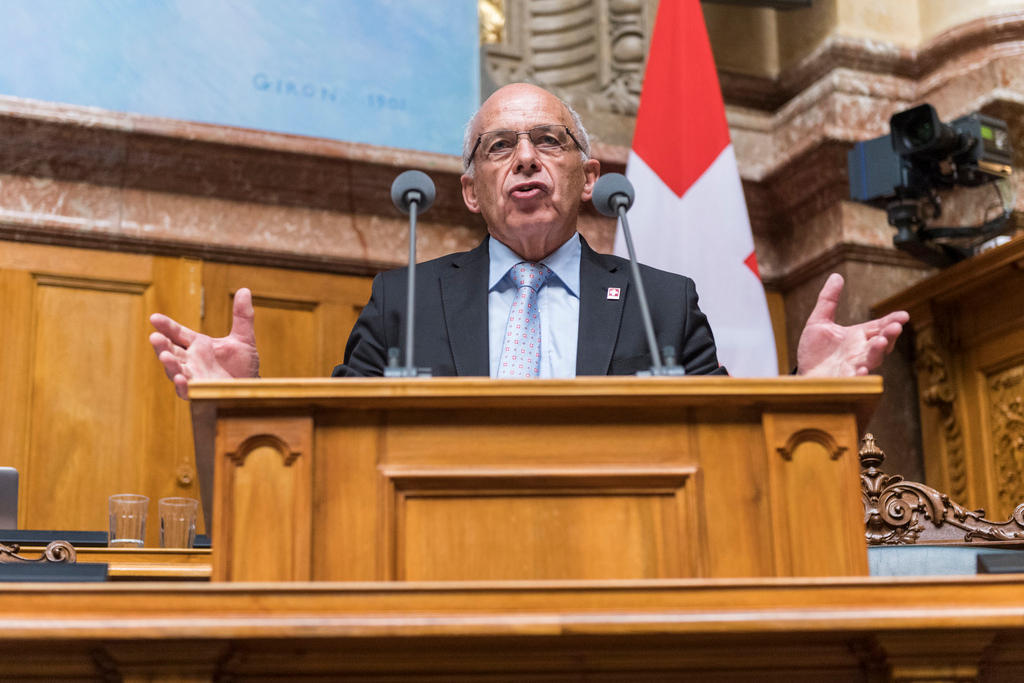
[861,433,1024,545]
[0,540,77,564]
[914,324,969,500]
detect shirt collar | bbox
[488,233,581,297]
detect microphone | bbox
[591,173,683,376]
[386,170,436,377]
[591,172,634,217]
[391,170,436,214]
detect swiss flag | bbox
[614,0,777,376]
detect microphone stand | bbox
[615,205,685,376]
[593,173,685,376]
[386,170,435,378]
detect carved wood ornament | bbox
[914,324,969,500]
[988,366,1024,514]
[0,540,77,564]
[861,433,1024,545]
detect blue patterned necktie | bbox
[498,261,551,378]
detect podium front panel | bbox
[190,377,879,582]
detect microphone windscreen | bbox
[391,170,437,214]
[591,173,635,217]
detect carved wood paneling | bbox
[879,238,1024,519]
[987,365,1024,515]
[914,323,969,501]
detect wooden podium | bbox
[188,376,880,582]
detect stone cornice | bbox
[0,216,398,276]
[720,11,1024,112]
[0,95,475,226]
[0,96,631,271]
[763,242,931,292]
[719,13,1024,248]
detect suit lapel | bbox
[576,239,628,375]
[441,237,490,376]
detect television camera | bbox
[848,103,1014,267]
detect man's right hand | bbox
[149,287,260,399]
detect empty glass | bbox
[158,497,199,548]
[108,494,148,547]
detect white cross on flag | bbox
[614,0,778,376]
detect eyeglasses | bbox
[469,124,583,165]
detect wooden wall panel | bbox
[202,263,371,379]
[28,278,147,531]
[0,242,200,544]
[145,256,205,530]
[0,241,374,543]
[252,299,318,377]
[0,268,35,521]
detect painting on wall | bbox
[0,0,479,155]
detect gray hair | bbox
[461,96,592,176]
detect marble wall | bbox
[0,97,489,274]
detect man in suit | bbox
[150,83,907,396]
[331,235,721,378]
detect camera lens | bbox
[907,118,934,147]
[891,104,957,158]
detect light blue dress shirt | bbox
[488,234,581,378]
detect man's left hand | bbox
[796,273,909,377]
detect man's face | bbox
[461,84,600,261]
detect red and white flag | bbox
[614,0,777,376]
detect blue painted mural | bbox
[0,0,479,155]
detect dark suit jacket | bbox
[331,236,725,377]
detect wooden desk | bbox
[189,376,881,582]
[0,576,1022,680]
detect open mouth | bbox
[510,182,547,199]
